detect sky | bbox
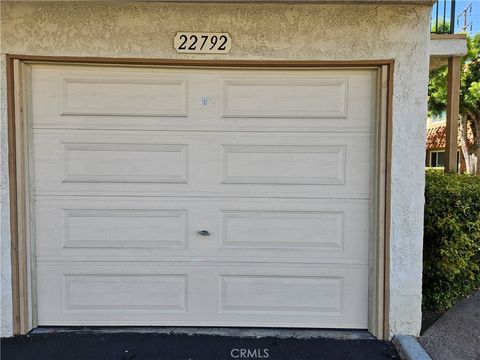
[432,0,480,34]
[455,0,480,34]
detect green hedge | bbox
[423,169,480,311]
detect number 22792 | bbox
[174,32,231,54]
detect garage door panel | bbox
[36,263,368,328]
[221,145,345,185]
[222,77,348,118]
[63,143,188,183]
[33,130,370,198]
[219,274,342,314]
[32,64,374,329]
[35,197,368,263]
[216,201,368,258]
[62,208,188,249]
[31,65,374,132]
[61,76,188,117]
[63,273,188,312]
[32,66,189,120]
[219,209,344,250]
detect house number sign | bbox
[174,32,231,54]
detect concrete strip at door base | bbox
[30,327,375,340]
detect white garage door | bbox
[31,64,375,328]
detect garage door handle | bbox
[198,230,210,236]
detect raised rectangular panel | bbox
[220,210,344,250]
[64,274,187,312]
[61,76,187,116]
[34,197,368,263]
[64,209,187,248]
[219,275,343,314]
[36,264,367,327]
[222,78,348,118]
[221,145,346,185]
[63,143,187,183]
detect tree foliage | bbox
[431,21,452,35]
[461,35,480,118]
[428,33,480,174]
[429,34,480,116]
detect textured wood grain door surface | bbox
[30,64,375,328]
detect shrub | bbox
[423,169,480,311]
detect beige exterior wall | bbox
[0,1,431,337]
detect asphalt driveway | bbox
[1,330,399,360]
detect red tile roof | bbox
[426,125,448,149]
[426,123,473,150]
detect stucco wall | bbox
[0,1,431,338]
